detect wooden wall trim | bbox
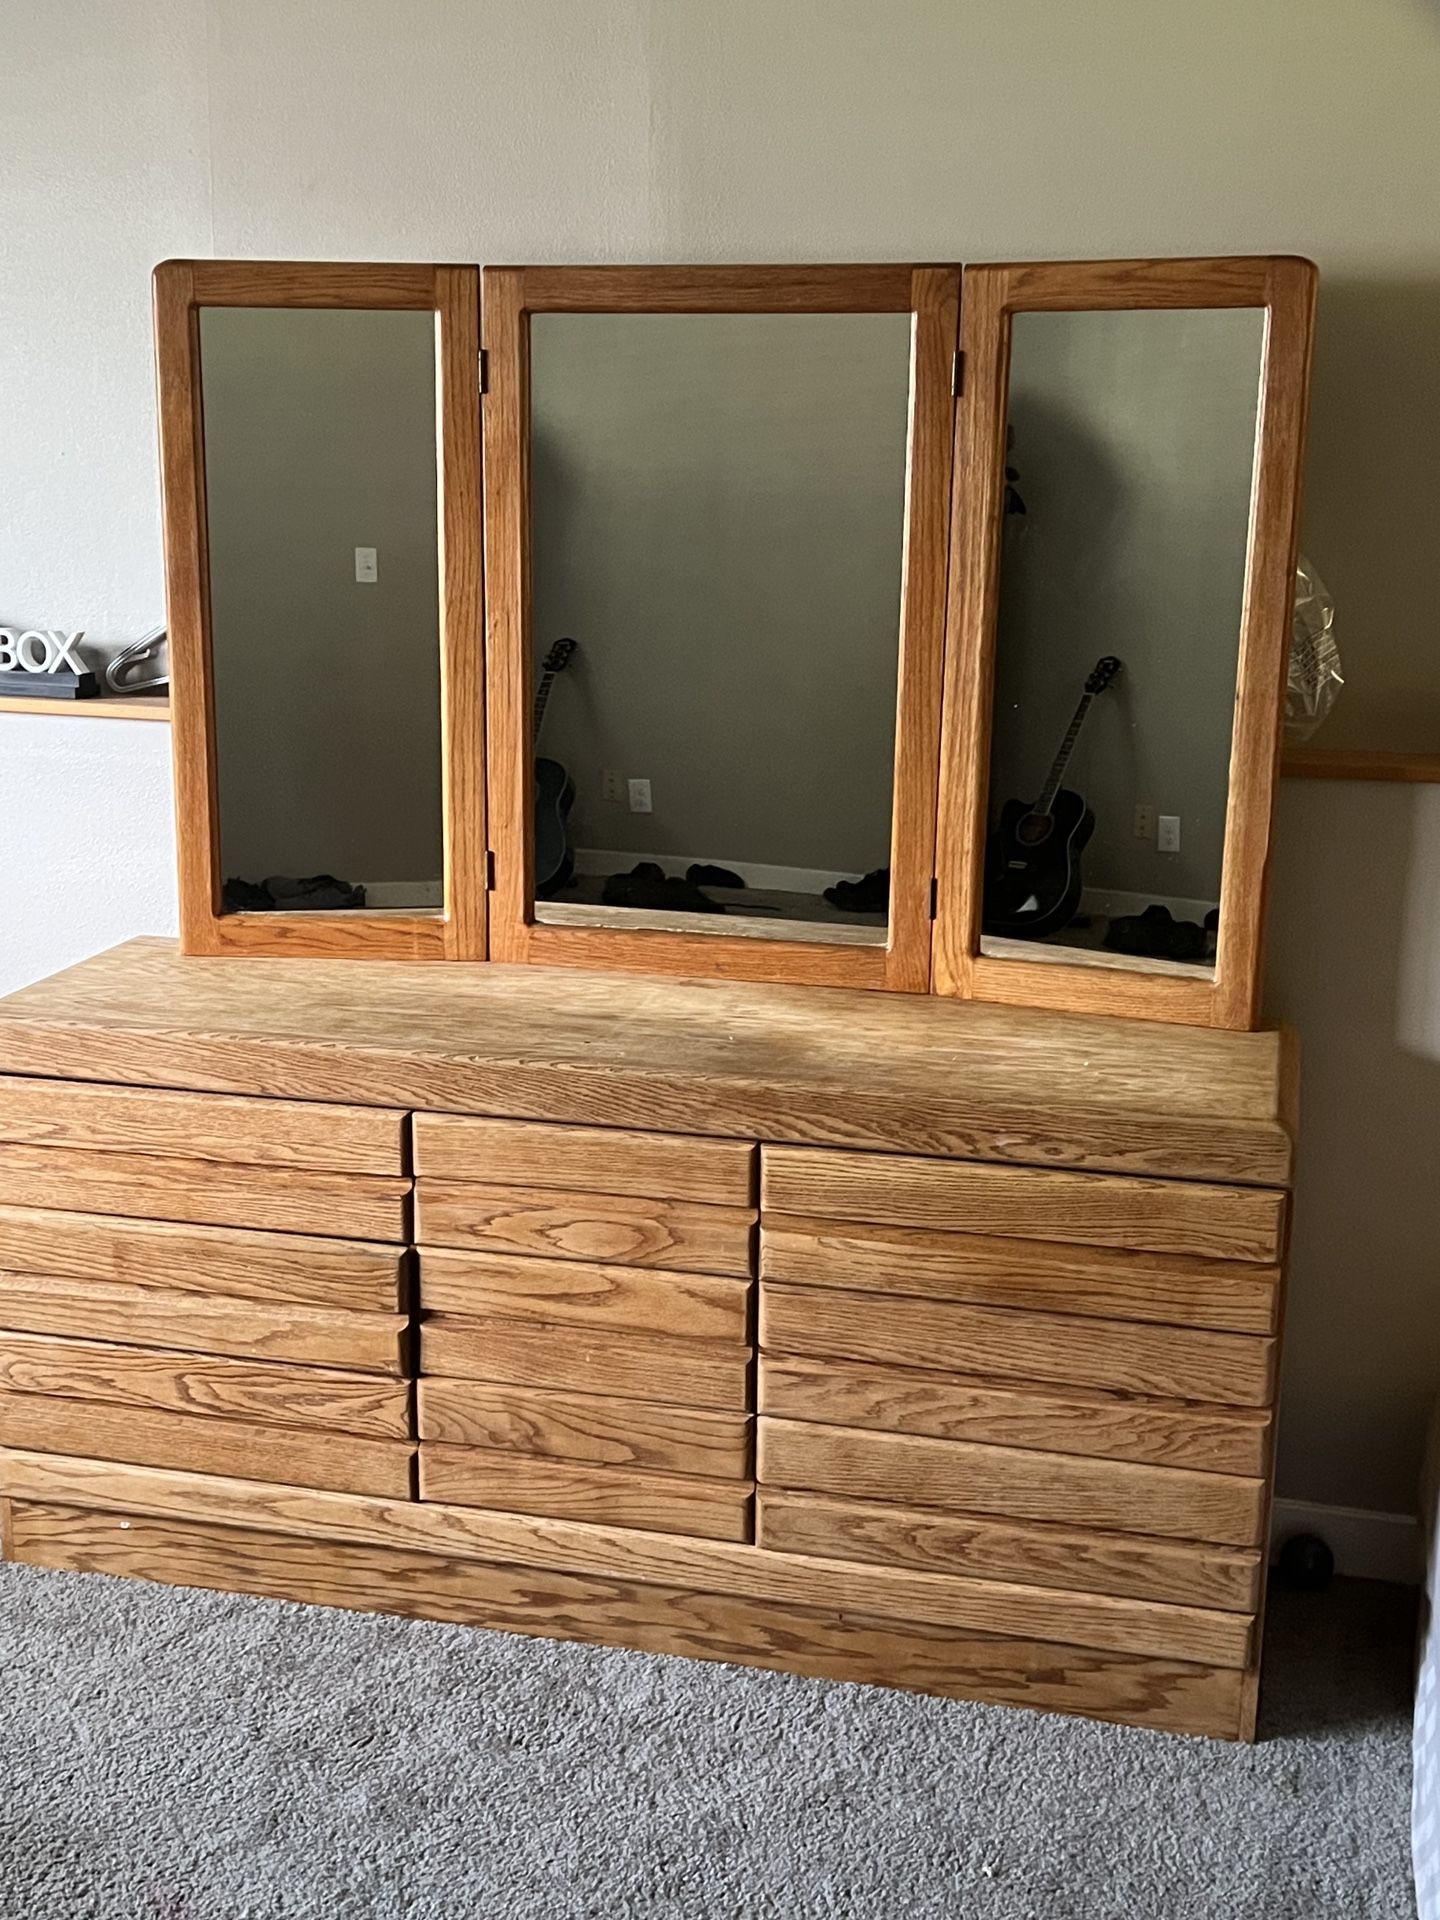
[1281,748,1440,783]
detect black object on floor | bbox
[1276,1532,1338,1593]
[222,874,368,913]
[1103,903,1206,961]
[824,865,890,913]
[688,863,745,889]
[601,863,725,914]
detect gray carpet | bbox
[0,1561,1417,1920]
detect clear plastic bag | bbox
[1286,555,1343,742]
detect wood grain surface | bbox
[419,1446,754,1541]
[761,1149,1285,1263]
[757,1418,1266,1545]
[418,1379,751,1476]
[759,1354,1271,1475]
[0,1454,1253,1675]
[0,1077,405,1174]
[419,1247,751,1341]
[755,1488,1261,1613]
[423,1315,752,1411]
[0,1395,412,1497]
[0,940,1296,1185]
[417,1183,754,1277]
[0,1271,407,1373]
[413,1115,755,1205]
[183,260,441,307]
[760,1282,1276,1407]
[5,1501,1248,1733]
[0,1206,405,1311]
[0,1145,409,1243]
[760,1215,1281,1333]
[0,1330,411,1438]
[433,261,488,962]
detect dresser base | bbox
[0,1462,1256,1742]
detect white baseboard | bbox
[1271,1498,1422,1585]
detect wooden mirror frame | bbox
[934,256,1318,1030]
[153,260,486,960]
[480,263,960,991]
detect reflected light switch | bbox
[355,547,378,584]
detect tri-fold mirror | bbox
[154,254,1315,1026]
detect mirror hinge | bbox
[478,348,489,396]
[929,877,939,920]
[485,849,496,891]
[952,351,964,397]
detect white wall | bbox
[4,0,1440,1514]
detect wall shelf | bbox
[0,694,170,722]
[1282,748,1440,783]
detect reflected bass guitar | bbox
[983,654,1122,940]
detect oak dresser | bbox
[0,937,1295,1739]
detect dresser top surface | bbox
[0,939,1295,1185]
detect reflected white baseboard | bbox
[1271,1498,1421,1585]
[569,857,1220,923]
[571,847,849,894]
[361,879,444,908]
[1079,885,1218,923]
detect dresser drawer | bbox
[413,1115,755,1206]
[423,1316,752,1412]
[756,1417,1266,1546]
[0,1075,406,1175]
[0,1391,413,1498]
[0,1329,412,1440]
[0,1146,409,1243]
[0,1271,407,1375]
[755,1490,1263,1614]
[761,1148,1285,1263]
[420,1247,750,1342]
[760,1282,1276,1407]
[418,1378,751,1477]
[0,1206,406,1313]
[416,1183,754,1278]
[760,1217,1281,1334]
[759,1355,1271,1476]
[418,1445,753,1541]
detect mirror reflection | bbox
[528,311,913,944]
[982,306,1265,976]
[201,307,443,914]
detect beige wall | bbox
[6,0,1440,1514]
[532,312,909,876]
[201,307,442,889]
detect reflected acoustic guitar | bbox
[983,654,1123,941]
[534,638,577,899]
